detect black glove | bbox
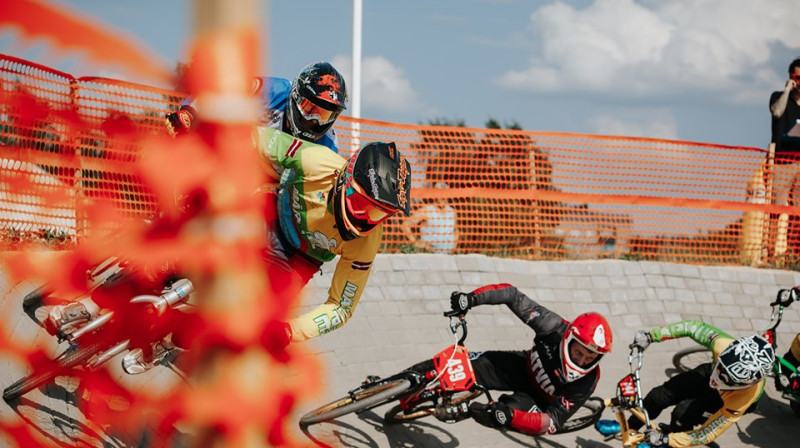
[165,106,197,136]
[469,401,513,429]
[644,428,669,447]
[631,330,653,351]
[450,291,477,314]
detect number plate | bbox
[433,345,476,391]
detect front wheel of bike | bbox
[300,378,412,426]
[2,339,108,402]
[554,396,605,433]
[672,346,713,373]
[384,389,483,423]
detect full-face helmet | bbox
[560,312,613,382]
[710,335,775,390]
[332,141,411,241]
[286,62,347,142]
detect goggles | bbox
[345,181,397,227]
[791,73,800,82]
[295,95,341,125]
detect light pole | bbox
[351,0,362,151]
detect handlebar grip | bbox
[771,289,796,307]
[443,309,465,318]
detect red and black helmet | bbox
[560,312,612,382]
[286,62,347,142]
[332,141,412,241]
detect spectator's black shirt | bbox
[770,90,800,154]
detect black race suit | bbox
[410,283,599,435]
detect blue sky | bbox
[4,0,800,149]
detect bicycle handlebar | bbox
[130,278,194,314]
[443,310,468,346]
[771,288,797,307]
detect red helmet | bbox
[560,312,612,382]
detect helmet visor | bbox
[295,96,341,125]
[345,181,397,227]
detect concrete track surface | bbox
[2,254,799,447]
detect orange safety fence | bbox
[2,53,800,267]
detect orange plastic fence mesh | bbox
[1,55,79,241]
[336,117,800,266]
[3,53,800,266]
[0,55,182,243]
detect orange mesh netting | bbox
[336,117,800,267]
[2,54,800,267]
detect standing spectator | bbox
[400,182,458,254]
[768,59,800,261]
[770,58,800,153]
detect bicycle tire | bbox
[300,378,412,426]
[555,396,605,433]
[3,339,108,402]
[672,347,713,372]
[384,389,483,423]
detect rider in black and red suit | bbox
[411,283,613,435]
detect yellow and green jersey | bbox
[256,127,382,342]
[651,320,765,447]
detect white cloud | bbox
[331,55,420,113]
[588,109,679,140]
[497,0,800,102]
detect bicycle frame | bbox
[3,276,195,402]
[597,346,656,447]
[78,278,194,368]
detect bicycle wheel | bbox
[384,389,483,423]
[554,396,605,433]
[3,339,108,402]
[300,378,412,426]
[672,347,713,372]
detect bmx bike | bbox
[3,257,194,402]
[300,309,604,434]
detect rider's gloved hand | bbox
[165,106,196,136]
[260,320,293,358]
[469,401,513,429]
[644,427,669,447]
[631,330,653,351]
[450,291,477,314]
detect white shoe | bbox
[122,340,176,375]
